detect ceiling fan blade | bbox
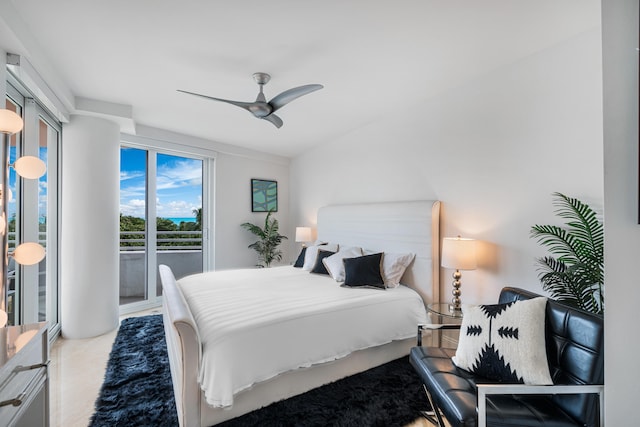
[269,84,323,113]
[177,89,254,112]
[262,114,283,128]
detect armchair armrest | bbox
[416,323,462,346]
[477,383,604,427]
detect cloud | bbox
[120,155,203,218]
[157,199,199,218]
[156,159,202,191]
[120,198,146,217]
[120,170,145,181]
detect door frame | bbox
[119,134,215,315]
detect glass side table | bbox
[427,303,464,319]
[426,303,463,348]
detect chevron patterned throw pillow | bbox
[452,297,553,385]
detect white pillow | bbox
[322,246,363,281]
[381,252,415,288]
[452,297,553,385]
[302,243,339,271]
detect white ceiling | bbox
[2,0,600,157]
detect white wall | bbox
[602,0,640,423]
[0,49,5,91]
[61,115,120,339]
[214,152,290,269]
[291,28,603,305]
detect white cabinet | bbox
[0,322,49,427]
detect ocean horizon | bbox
[124,216,197,225]
[166,217,197,225]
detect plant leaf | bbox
[531,192,604,314]
[240,209,287,268]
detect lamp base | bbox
[450,269,462,312]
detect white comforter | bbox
[178,266,428,408]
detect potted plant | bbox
[530,192,604,314]
[241,210,288,268]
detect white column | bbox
[61,115,119,338]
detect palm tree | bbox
[192,207,202,230]
[530,192,604,314]
[240,210,288,268]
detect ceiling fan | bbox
[178,73,323,128]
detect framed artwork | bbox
[251,179,278,212]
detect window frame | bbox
[5,78,61,335]
[119,134,215,315]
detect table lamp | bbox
[295,227,312,247]
[441,236,477,312]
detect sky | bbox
[7,146,48,222]
[119,147,202,220]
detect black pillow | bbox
[342,253,385,289]
[311,249,336,275]
[293,247,307,268]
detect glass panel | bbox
[155,153,203,296]
[119,147,148,305]
[38,118,60,324]
[37,118,51,321]
[4,86,60,328]
[5,99,20,326]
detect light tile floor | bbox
[49,308,161,427]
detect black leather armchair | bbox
[410,287,604,427]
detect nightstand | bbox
[0,322,49,427]
[426,303,463,348]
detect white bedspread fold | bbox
[178,266,427,408]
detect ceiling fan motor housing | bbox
[253,72,271,85]
[249,103,272,117]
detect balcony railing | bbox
[119,230,203,251]
[119,230,203,304]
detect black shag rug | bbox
[90,315,178,427]
[90,314,428,427]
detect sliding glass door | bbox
[154,153,204,297]
[119,147,148,305]
[5,82,60,328]
[119,145,209,312]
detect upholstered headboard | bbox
[316,200,441,304]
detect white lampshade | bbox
[0,109,24,135]
[0,213,5,235]
[0,309,7,328]
[0,185,13,205]
[295,227,312,243]
[441,237,477,270]
[14,156,47,179]
[12,242,46,265]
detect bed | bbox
[160,200,441,426]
